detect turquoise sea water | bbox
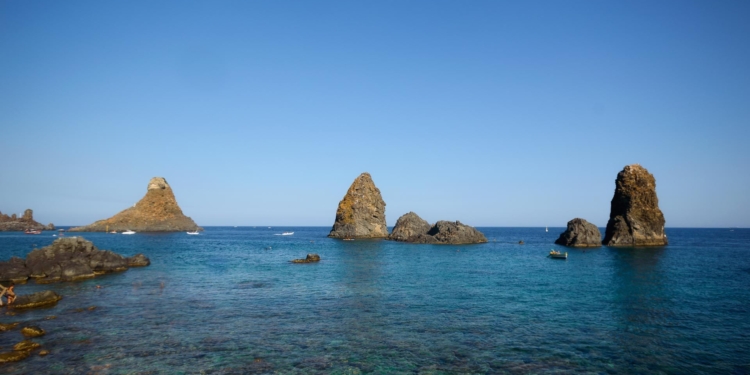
[1,227,749,374]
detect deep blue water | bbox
[1,227,749,374]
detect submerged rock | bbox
[389,212,487,244]
[328,173,388,239]
[0,209,54,232]
[291,254,321,263]
[0,237,150,284]
[13,340,40,351]
[21,326,45,338]
[69,177,201,232]
[0,349,31,363]
[602,164,668,246]
[554,218,602,247]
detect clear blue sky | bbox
[1,1,749,228]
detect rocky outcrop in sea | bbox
[0,209,54,232]
[0,237,150,283]
[554,218,601,247]
[602,164,668,246]
[388,212,487,244]
[69,177,201,232]
[328,172,388,239]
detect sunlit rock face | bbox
[328,173,388,239]
[70,177,201,232]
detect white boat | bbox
[281,232,294,236]
[122,230,136,235]
[549,250,567,259]
[187,230,200,235]
[545,226,548,232]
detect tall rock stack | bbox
[69,177,201,232]
[328,172,388,239]
[602,164,668,246]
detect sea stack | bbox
[0,209,54,231]
[554,218,601,247]
[69,177,201,232]
[602,164,668,246]
[328,172,388,239]
[388,212,487,244]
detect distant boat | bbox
[122,230,136,235]
[281,232,294,236]
[545,226,548,232]
[24,229,41,235]
[110,230,117,234]
[549,250,567,259]
[187,230,199,235]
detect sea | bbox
[0,227,748,374]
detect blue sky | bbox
[1,1,749,227]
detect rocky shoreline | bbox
[0,209,54,232]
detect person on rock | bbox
[0,283,16,306]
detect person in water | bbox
[0,283,16,306]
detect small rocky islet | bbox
[328,173,488,244]
[0,209,54,232]
[555,164,668,247]
[69,177,201,233]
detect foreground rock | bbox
[389,212,487,244]
[0,237,150,284]
[555,218,602,247]
[328,173,388,239]
[21,326,45,338]
[603,164,668,246]
[0,209,54,232]
[69,177,201,232]
[10,291,62,309]
[290,254,321,263]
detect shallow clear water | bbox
[1,227,749,374]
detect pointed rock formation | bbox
[389,212,487,244]
[69,177,200,232]
[603,164,668,246]
[0,209,54,231]
[328,173,388,239]
[554,218,601,247]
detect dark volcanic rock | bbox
[291,254,321,263]
[0,209,54,232]
[328,173,388,239]
[0,237,150,284]
[389,212,487,244]
[12,291,62,309]
[127,254,151,267]
[603,164,668,246]
[388,212,431,242]
[554,218,601,247]
[69,177,201,232]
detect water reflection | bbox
[609,247,677,371]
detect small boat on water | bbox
[122,230,136,235]
[281,232,294,236]
[24,229,42,235]
[187,230,200,235]
[549,250,567,259]
[343,238,354,241]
